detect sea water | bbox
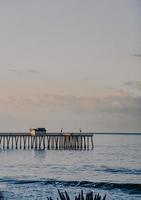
[0,134,141,199]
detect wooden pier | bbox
[0,132,94,150]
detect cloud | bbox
[0,82,141,119]
[125,81,141,91]
[1,88,141,131]
[9,68,40,74]
[0,94,97,113]
[96,83,141,118]
[133,54,141,58]
[96,95,141,117]
[0,88,137,115]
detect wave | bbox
[95,166,141,175]
[0,178,141,194]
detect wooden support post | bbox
[76,136,80,149]
[84,136,86,150]
[28,136,30,149]
[69,136,72,149]
[12,136,14,149]
[41,136,43,149]
[91,136,94,149]
[31,136,34,149]
[15,136,19,149]
[64,136,66,149]
[35,136,38,149]
[20,136,22,149]
[75,136,78,150]
[6,136,10,149]
[80,136,82,150]
[0,136,2,148]
[39,136,42,149]
[3,136,5,149]
[54,136,58,149]
[43,136,45,149]
[51,136,54,149]
[38,136,40,149]
[68,136,70,149]
[31,136,33,149]
[72,136,75,149]
[47,136,50,149]
[87,136,89,150]
[59,136,63,150]
[23,136,27,149]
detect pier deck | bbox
[0,132,94,150]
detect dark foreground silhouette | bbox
[48,190,106,200]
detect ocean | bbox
[0,134,141,199]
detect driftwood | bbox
[47,190,106,200]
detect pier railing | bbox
[0,133,94,150]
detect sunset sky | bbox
[0,0,141,132]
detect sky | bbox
[0,0,141,132]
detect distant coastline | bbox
[95,132,141,135]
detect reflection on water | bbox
[33,149,46,160]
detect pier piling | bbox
[0,132,94,150]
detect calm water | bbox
[0,135,141,199]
